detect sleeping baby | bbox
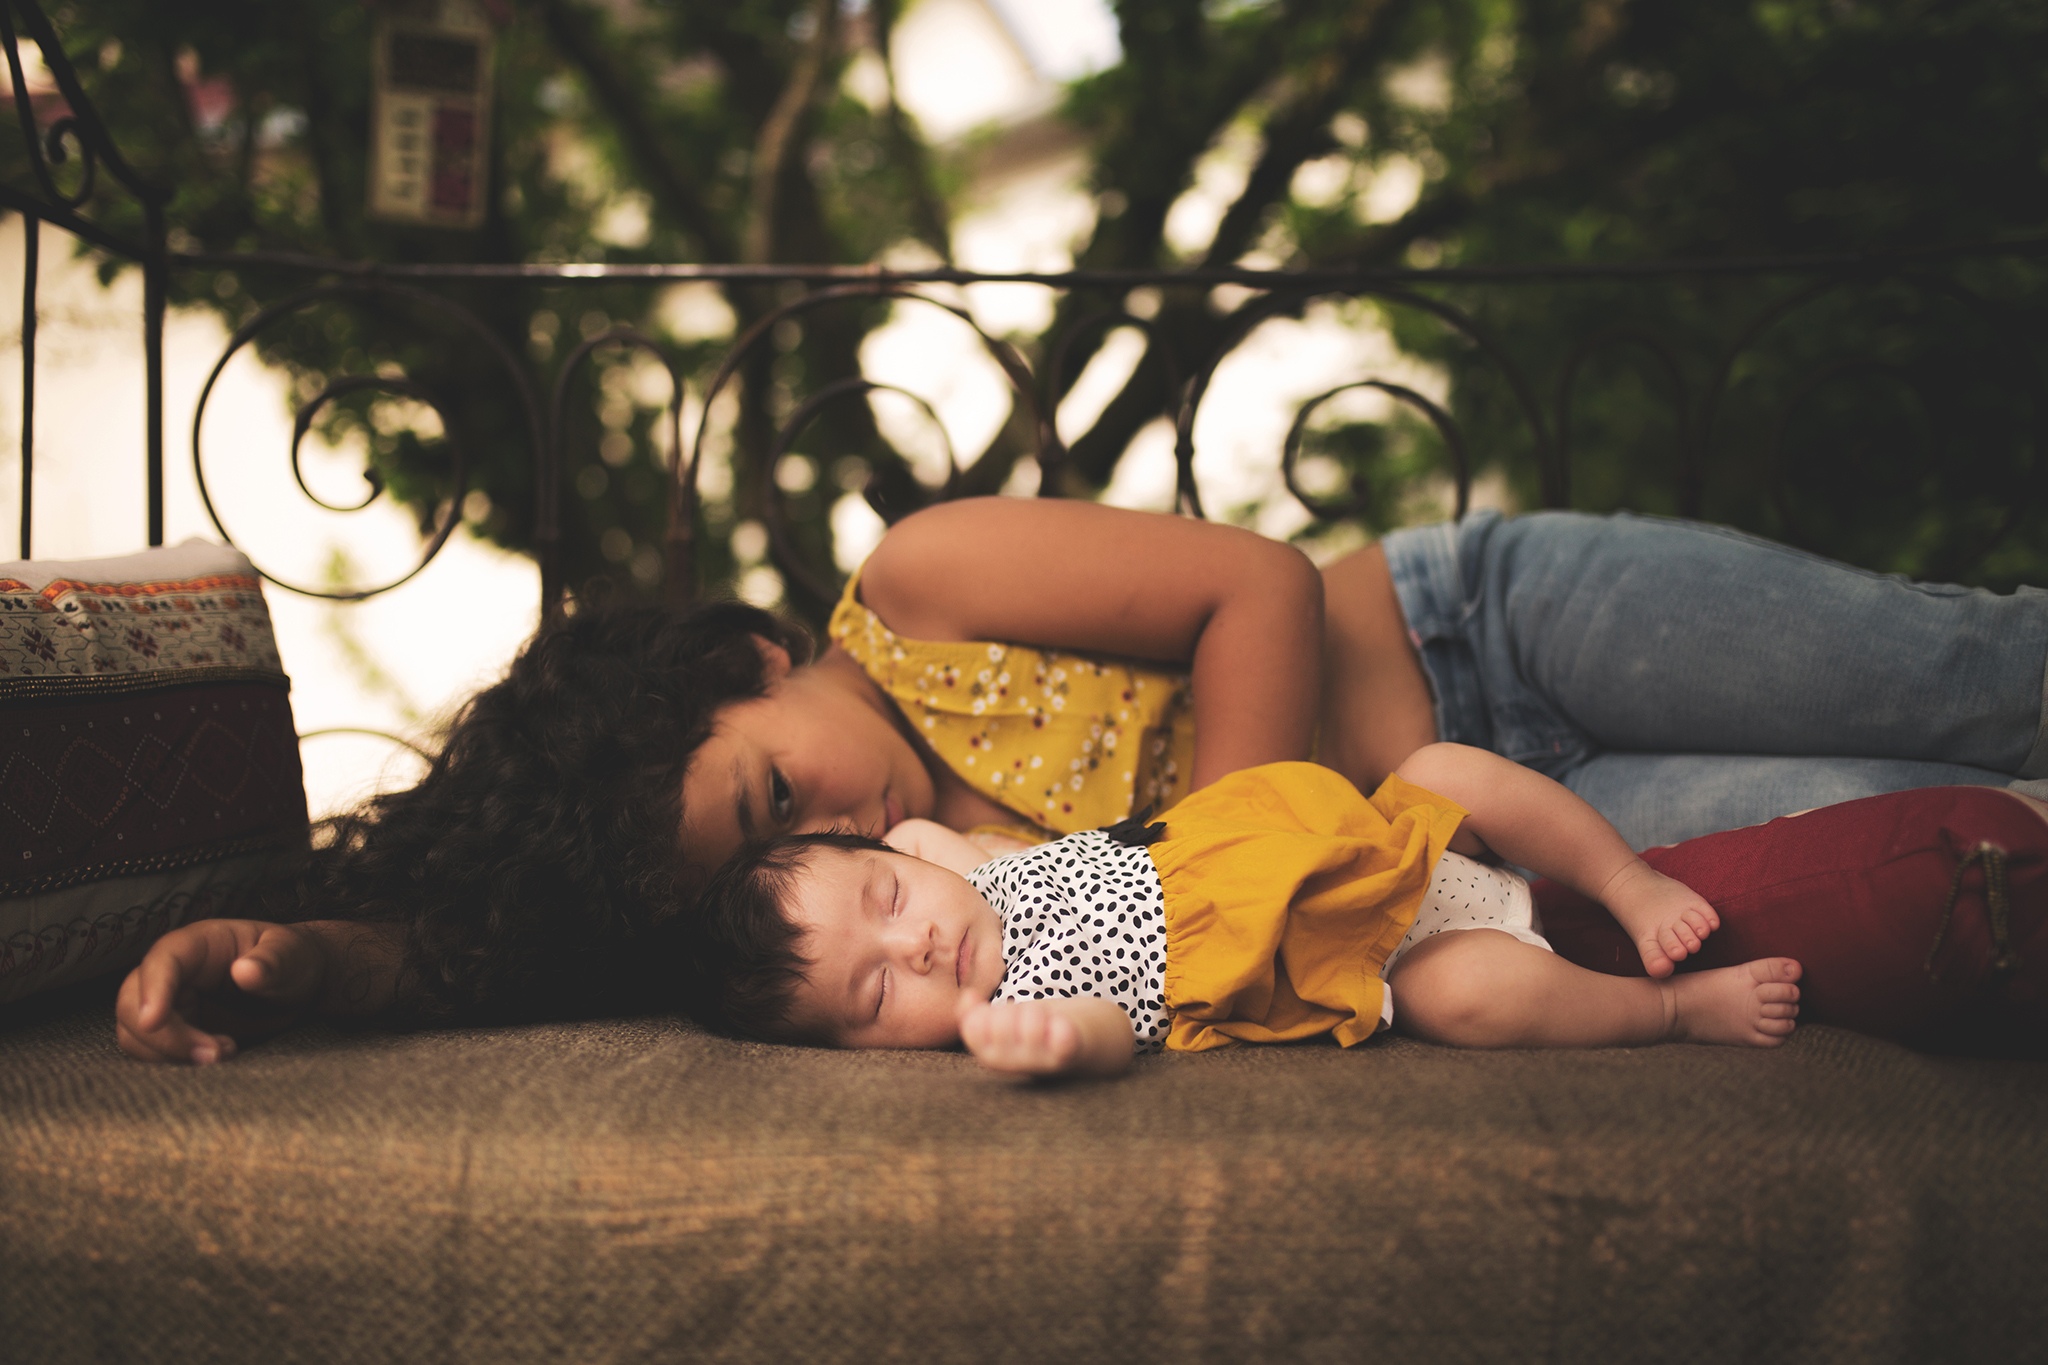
[675,748,1803,1077]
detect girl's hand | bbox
[955,990,1136,1078]
[1598,859,1721,978]
[115,919,328,1064]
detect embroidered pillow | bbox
[0,539,307,1004]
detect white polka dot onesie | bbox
[968,833,1551,1052]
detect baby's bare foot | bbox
[1601,860,1721,978]
[1663,958,1802,1047]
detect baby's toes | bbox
[1663,923,1700,957]
[1749,957,1803,986]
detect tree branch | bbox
[535,0,736,261]
[870,0,951,260]
[1200,0,1419,269]
[745,0,837,264]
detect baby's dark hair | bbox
[278,596,812,1025]
[670,829,894,1043]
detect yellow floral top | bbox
[828,570,1198,838]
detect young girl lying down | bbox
[679,745,1803,1077]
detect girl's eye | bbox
[769,768,794,822]
[875,968,888,1020]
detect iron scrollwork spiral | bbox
[192,279,544,602]
[1281,378,1472,524]
[681,282,1044,606]
[762,374,959,606]
[0,0,163,231]
[1176,285,1543,523]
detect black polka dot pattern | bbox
[968,830,1172,1053]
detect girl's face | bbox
[781,843,1006,1050]
[677,644,936,874]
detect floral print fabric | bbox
[828,571,1197,838]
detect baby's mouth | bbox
[955,928,969,988]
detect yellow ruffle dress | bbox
[828,570,1197,838]
[1146,762,1467,1051]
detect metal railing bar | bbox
[16,207,30,557]
[0,183,147,260]
[3,0,166,209]
[171,234,2048,287]
[143,198,163,545]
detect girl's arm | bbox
[1395,743,1720,978]
[859,498,1324,789]
[115,918,402,1064]
[955,990,1135,1078]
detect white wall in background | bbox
[0,217,539,819]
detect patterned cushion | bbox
[0,540,307,1003]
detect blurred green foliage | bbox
[5,0,2045,610]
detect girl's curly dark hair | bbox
[284,597,811,1025]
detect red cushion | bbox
[1534,787,2047,1054]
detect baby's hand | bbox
[115,919,326,1065]
[1599,859,1720,979]
[956,992,1086,1077]
[886,819,1001,877]
[964,830,1034,860]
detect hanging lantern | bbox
[367,0,498,229]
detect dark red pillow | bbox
[1534,786,2046,1055]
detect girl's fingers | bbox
[188,1034,238,1066]
[116,1007,227,1065]
[131,921,245,1027]
[116,921,282,1064]
[230,925,321,1001]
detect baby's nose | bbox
[889,920,936,972]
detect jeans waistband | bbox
[1379,513,1499,752]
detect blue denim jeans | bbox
[1381,511,2048,849]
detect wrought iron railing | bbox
[5,0,2046,626]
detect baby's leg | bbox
[1388,928,1801,1049]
